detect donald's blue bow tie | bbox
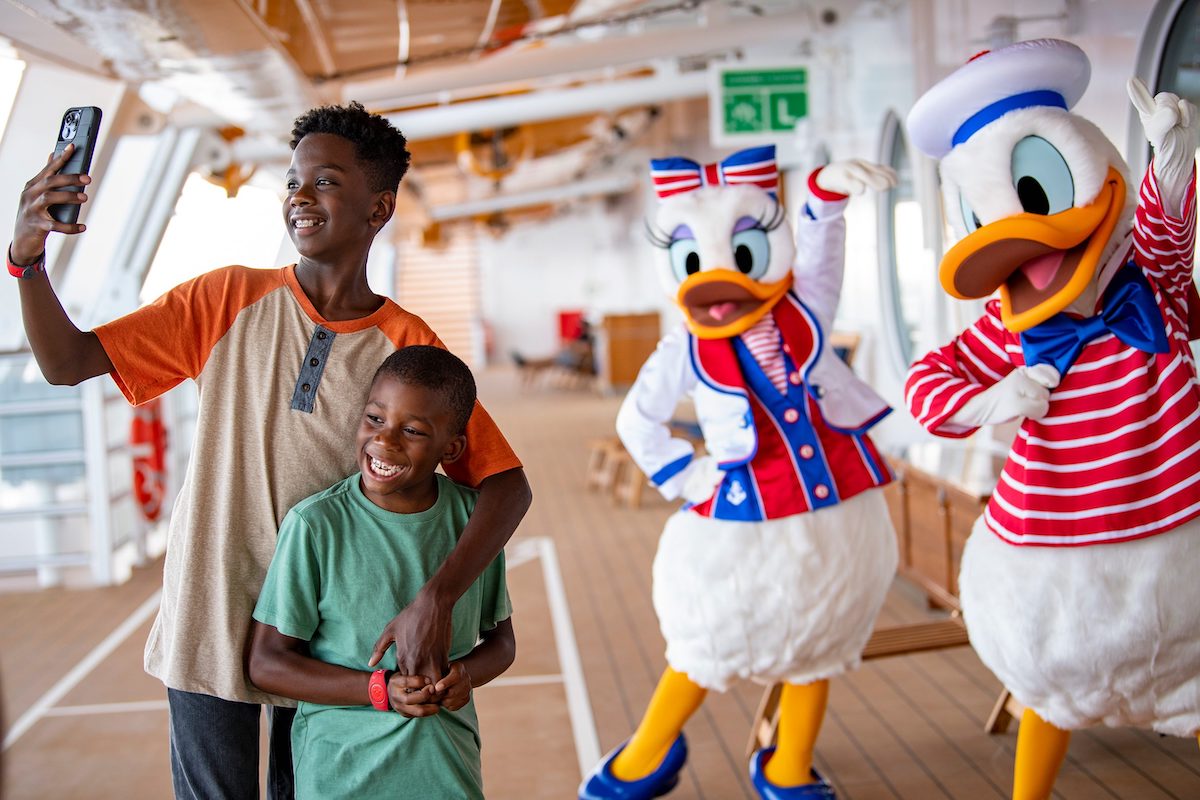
[1020,264,1169,375]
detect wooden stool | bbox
[586,438,648,508]
[986,689,1025,734]
[612,449,646,508]
[586,437,625,493]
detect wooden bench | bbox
[746,614,971,758]
[860,616,971,659]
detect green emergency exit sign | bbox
[711,65,809,144]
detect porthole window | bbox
[1154,0,1199,113]
[1133,0,1200,173]
[876,110,943,378]
[1138,0,1200,357]
[1154,0,1200,224]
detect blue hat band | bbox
[951,90,1068,148]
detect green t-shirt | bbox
[253,473,511,800]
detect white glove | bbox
[815,159,898,196]
[947,364,1061,428]
[1128,77,1200,216]
[680,455,724,504]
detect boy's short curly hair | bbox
[373,346,476,435]
[290,101,411,193]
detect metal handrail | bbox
[0,450,87,468]
[0,552,90,571]
[0,398,82,416]
[0,503,88,519]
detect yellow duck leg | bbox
[763,679,829,786]
[1012,708,1071,800]
[611,667,707,781]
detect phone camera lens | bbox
[61,110,80,141]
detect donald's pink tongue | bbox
[709,302,738,321]
[1020,251,1065,291]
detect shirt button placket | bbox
[291,325,335,412]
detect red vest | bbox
[689,295,892,521]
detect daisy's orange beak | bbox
[676,270,792,339]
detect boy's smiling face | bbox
[284,132,393,262]
[356,374,465,514]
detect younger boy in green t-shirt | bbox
[247,345,516,800]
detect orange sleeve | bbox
[94,266,283,406]
[445,401,523,489]
[378,309,523,488]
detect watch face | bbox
[370,671,389,708]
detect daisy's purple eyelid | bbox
[732,216,761,233]
[670,224,695,242]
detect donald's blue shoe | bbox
[578,734,688,800]
[749,747,837,799]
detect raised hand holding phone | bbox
[10,106,102,270]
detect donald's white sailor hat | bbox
[907,38,1091,159]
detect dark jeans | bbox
[167,688,295,800]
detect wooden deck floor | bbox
[2,368,1198,799]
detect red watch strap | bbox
[6,245,46,279]
[369,669,392,711]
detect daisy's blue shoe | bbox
[578,734,688,800]
[749,747,837,799]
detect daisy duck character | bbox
[904,39,1200,799]
[578,145,899,800]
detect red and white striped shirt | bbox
[740,315,788,392]
[906,166,1200,546]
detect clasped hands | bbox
[386,662,473,718]
[369,590,466,717]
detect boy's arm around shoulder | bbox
[369,467,531,679]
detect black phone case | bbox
[49,106,102,225]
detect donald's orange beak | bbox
[940,167,1126,332]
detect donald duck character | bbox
[578,145,899,799]
[904,39,1200,799]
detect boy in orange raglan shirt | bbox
[8,102,531,799]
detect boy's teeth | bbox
[295,219,322,228]
[370,456,399,476]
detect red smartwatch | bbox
[368,669,392,711]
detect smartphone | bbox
[49,106,102,225]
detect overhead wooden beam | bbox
[291,0,338,77]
